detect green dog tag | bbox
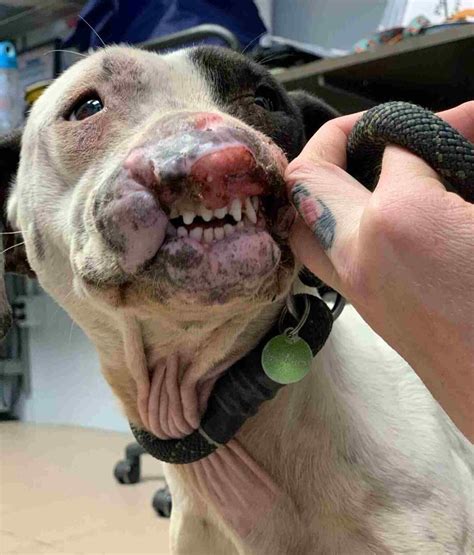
[261,333,313,385]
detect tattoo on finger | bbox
[291,184,336,250]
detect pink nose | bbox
[96,178,167,274]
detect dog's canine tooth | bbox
[223,223,234,237]
[214,206,227,219]
[251,196,259,210]
[182,210,195,225]
[190,227,203,241]
[245,197,257,224]
[214,226,225,240]
[230,198,242,221]
[170,206,179,219]
[177,226,188,237]
[200,206,213,222]
[203,228,214,243]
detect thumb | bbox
[287,160,369,289]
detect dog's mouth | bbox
[163,145,278,244]
[85,121,295,299]
[169,194,262,242]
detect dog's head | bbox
[1,46,337,429]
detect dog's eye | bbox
[254,86,279,112]
[67,96,104,121]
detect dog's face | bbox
[2,46,336,427]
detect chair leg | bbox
[113,441,145,484]
[152,483,172,518]
[114,441,173,517]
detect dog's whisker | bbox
[79,15,107,48]
[0,241,25,255]
[241,32,266,56]
[0,230,25,236]
[44,49,88,59]
[254,52,288,66]
[68,320,77,344]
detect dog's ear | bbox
[289,90,340,143]
[0,130,34,339]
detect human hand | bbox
[285,102,474,440]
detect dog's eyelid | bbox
[63,90,104,121]
[229,92,254,103]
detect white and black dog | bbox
[0,46,472,554]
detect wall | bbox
[19,292,130,433]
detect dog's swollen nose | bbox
[95,177,168,274]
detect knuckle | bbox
[285,158,343,186]
[454,100,474,121]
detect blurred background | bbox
[0,1,472,554]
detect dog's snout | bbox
[89,110,288,281]
[121,111,286,208]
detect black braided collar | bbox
[131,279,344,464]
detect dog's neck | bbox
[113,294,287,431]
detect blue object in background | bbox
[64,0,267,51]
[0,41,22,132]
[0,41,17,69]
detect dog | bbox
[0,45,472,554]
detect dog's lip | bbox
[142,226,283,299]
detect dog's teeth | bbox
[245,197,257,224]
[224,224,235,237]
[236,220,244,229]
[251,196,259,210]
[177,226,188,237]
[203,228,214,243]
[214,207,227,219]
[201,207,213,222]
[189,227,203,241]
[170,206,178,219]
[214,227,224,240]
[182,210,195,225]
[230,199,242,222]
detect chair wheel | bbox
[114,458,140,484]
[152,485,172,518]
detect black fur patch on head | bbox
[190,47,339,160]
[288,91,340,142]
[190,46,305,160]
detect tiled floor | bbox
[0,423,171,554]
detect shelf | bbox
[277,25,474,113]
